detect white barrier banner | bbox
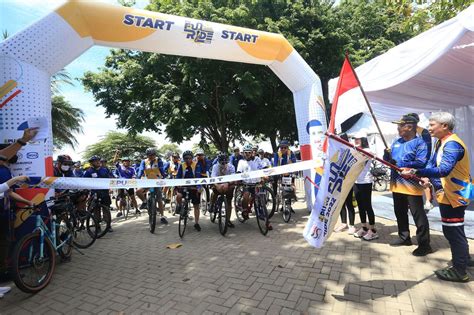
[303,138,369,248]
[37,160,322,190]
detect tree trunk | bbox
[269,134,278,153]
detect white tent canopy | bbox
[329,4,474,170]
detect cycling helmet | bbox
[242,143,253,152]
[100,157,107,162]
[182,150,193,159]
[195,148,205,156]
[217,153,228,163]
[279,139,290,148]
[89,155,101,162]
[122,156,131,161]
[252,145,259,151]
[145,148,156,155]
[57,154,73,163]
[172,152,180,158]
[257,149,264,154]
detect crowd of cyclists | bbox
[52,140,300,236]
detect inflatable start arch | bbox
[0,0,326,207]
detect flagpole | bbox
[327,133,423,182]
[345,53,389,149]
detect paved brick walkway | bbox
[1,196,473,314]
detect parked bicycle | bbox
[147,187,159,234]
[371,161,390,192]
[209,192,229,236]
[275,175,295,223]
[11,199,74,293]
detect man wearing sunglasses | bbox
[273,140,297,202]
[210,153,236,228]
[176,150,203,231]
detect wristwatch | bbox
[16,139,27,146]
[409,169,417,175]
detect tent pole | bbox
[345,54,389,149]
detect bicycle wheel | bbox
[217,196,228,236]
[282,198,291,223]
[255,198,269,236]
[210,201,217,223]
[123,195,131,220]
[234,187,245,223]
[91,205,111,239]
[72,210,98,249]
[148,194,157,234]
[12,232,56,293]
[178,203,188,238]
[269,186,280,219]
[373,178,388,192]
[56,215,73,260]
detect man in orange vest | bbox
[402,112,472,282]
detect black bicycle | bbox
[178,188,191,238]
[87,192,112,238]
[147,187,159,234]
[275,176,294,223]
[371,161,390,192]
[210,192,228,236]
[234,183,270,236]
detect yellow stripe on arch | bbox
[237,33,293,63]
[56,0,165,42]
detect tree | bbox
[83,131,156,162]
[192,143,220,157]
[157,143,181,157]
[51,95,85,149]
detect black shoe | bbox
[108,227,114,233]
[194,224,201,232]
[390,238,412,246]
[0,271,13,284]
[135,209,141,215]
[160,217,168,225]
[412,246,433,257]
[140,203,147,210]
[227,221,235,228]
[468,259,474,268]
[116,212,123,218]
[290,207,295,214]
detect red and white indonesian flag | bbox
[328,56,374,135]
[303,137,369,248]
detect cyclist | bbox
[54,155,74,177]
[211,151,222,167]
[252,145,259,158]
[114,156,139,217]
[73,162,84,177]
[257,149,272,169]
[273,140,297,203]
[237,144,272,230]
[132,154,141,173]
[230,147,243,171]
[195,148,211,209]
[136,148,168,224]
[210,153,236,228]
[163,152,180,203]
[176,150,203,231]
[83,155,114,232]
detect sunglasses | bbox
[280,146,289,149]
[184,156,193,160]
[219,161,228,165]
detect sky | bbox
[0,0,207,161]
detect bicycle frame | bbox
[32,212,70,256]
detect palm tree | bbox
[3,29,85,149]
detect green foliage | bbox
[191,143,220,157]
[83,131,156,162]
[157,143,181,157]
[51,95,85,149]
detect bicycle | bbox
[11,200,74,293]
[234,183,270,236]
[117,189,137,220]
[60,190,99,249]
[209,192,228,236]
[147,187,159,234]
[178,188,192,238]
[275,175,295,223]
[199,184,210,215]
[165,186,178,216]
[87,191,112,238]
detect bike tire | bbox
[265,185,276,218]
[72,210,98,249]
[255,199,269,236]
[234,187,245,223]
[282,199,291,223]
[56,214,73,260]
[92,205,111,239]
[124,196,131,220]
[210,203,217,223]
[373,179,388,192]
[200,188,208,215]
[12,232,56,294]
[149,194,157,234]
[217,197,228,236]
[270,186,280,219]
[178,204,188,238]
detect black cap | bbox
[392,114,418,125]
